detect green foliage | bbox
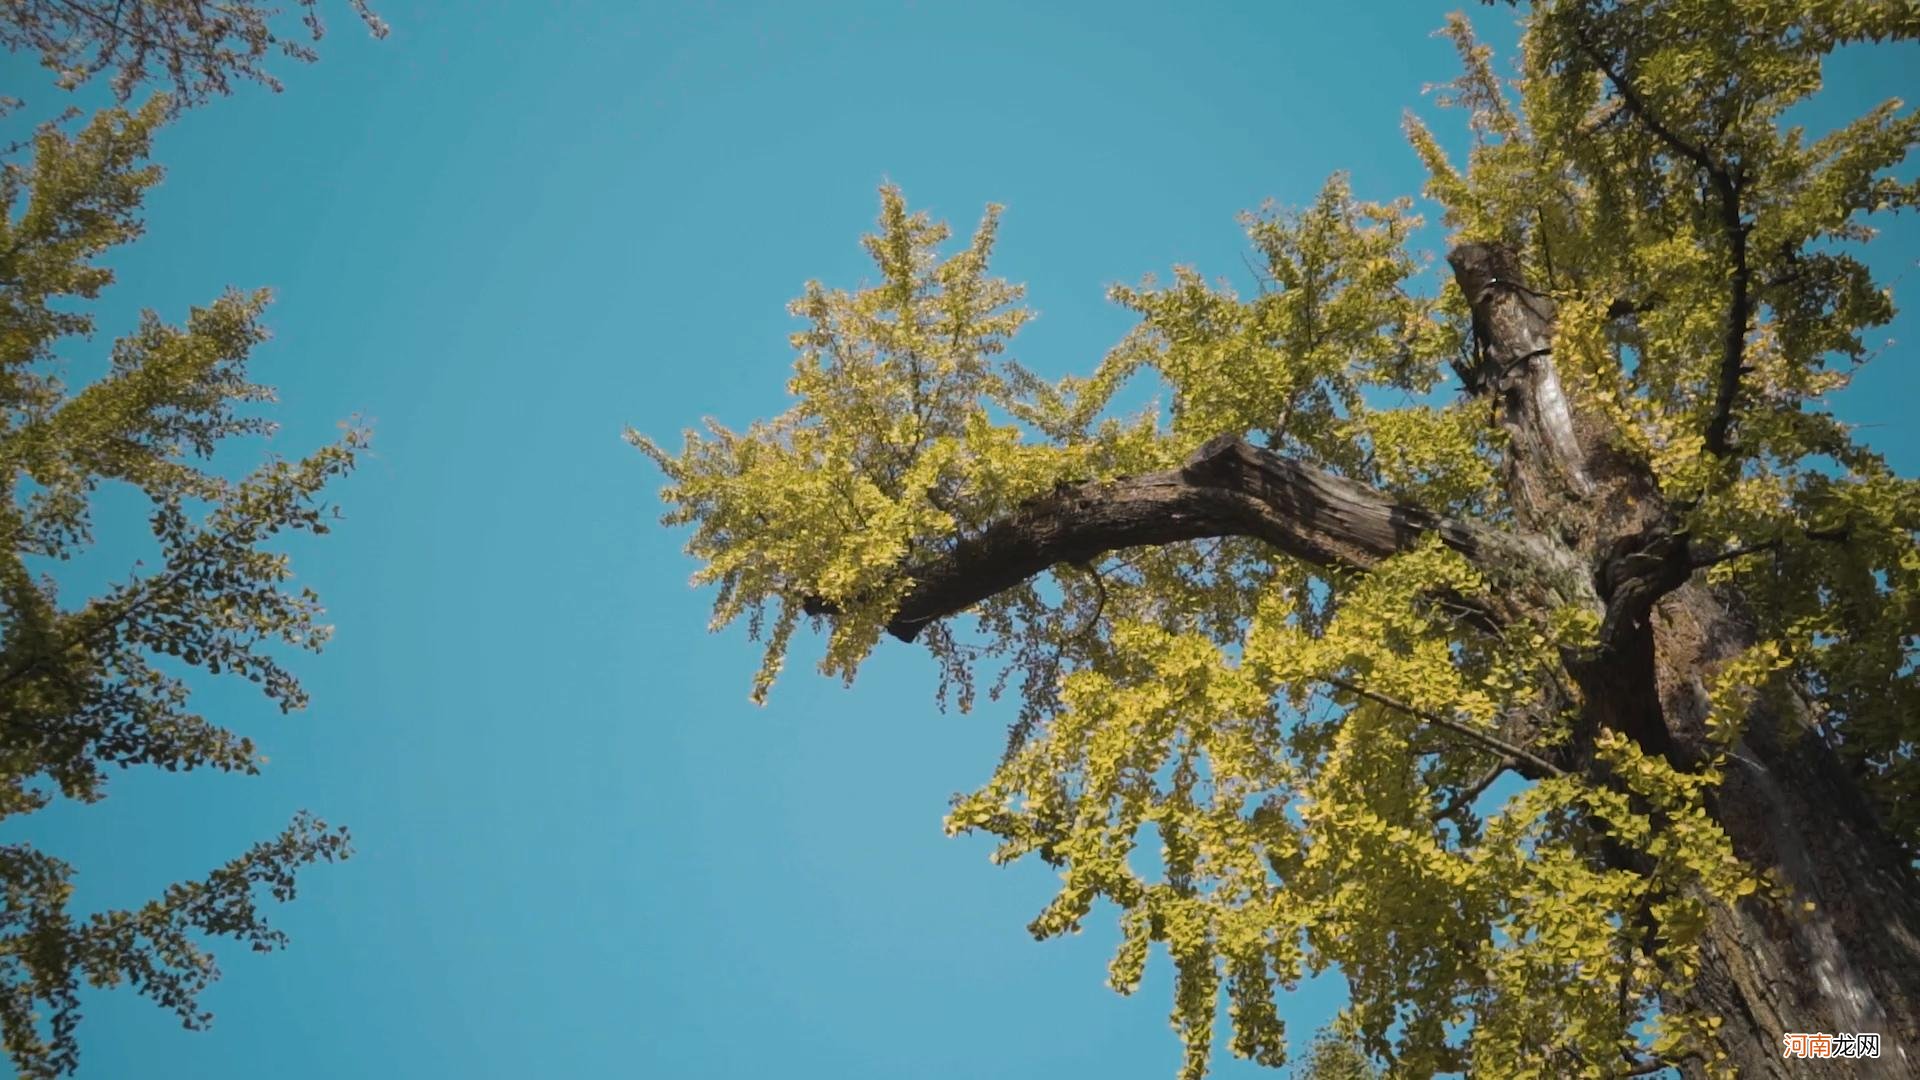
[0,103,359,1075]
[639,1,1919,1075]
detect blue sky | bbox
[5,2,1916,1078]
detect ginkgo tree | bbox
[634,2,1920,1077]
[0,101,365,1078]
[0,4,385,1076]
[0,0,396,1066]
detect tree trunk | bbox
[1650,584,1920,1078]
[1449,243,1920,1078]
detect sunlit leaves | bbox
[0,101,165,375]
[1104,174,1459,468]
[633,185,1170,702]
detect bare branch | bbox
[1434,758,1517,824]
[1686,525,1850,570]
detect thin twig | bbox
[1688,525,1850,570]
[1434,758,1515,824]
[1322,675,1566,778]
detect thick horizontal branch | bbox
[819,435,1544,643]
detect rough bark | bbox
[821,242,1920,1074]
[1649,584,1920,1078]
[1451,243,1920,1078]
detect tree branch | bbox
[1577,38,1718,175]
[809,435,1542,643]
[1321,676,1567,780]
[1578,34,1751,458]
[1434,758,1517,825]
[1604,293,1664,321]
[1686,525,1850,570]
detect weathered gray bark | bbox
[826,241,1920,1075]
[1450,242,1920,1079]
[1653,584,1920,1078]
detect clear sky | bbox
[6,2,1916,1078]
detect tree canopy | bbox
[0,55,365,1080]
[637,2,1920,1076]
[0,3,386,1073]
